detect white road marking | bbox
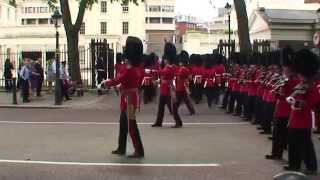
[0,159,221,167]
[0,121,249,126]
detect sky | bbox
[175,0,233,21]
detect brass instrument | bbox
[286,82,310,109]
[271,75,289,95]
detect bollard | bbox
[12,78,18,105]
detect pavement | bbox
[0,93,319,179]
[0,89,108,109]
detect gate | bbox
[253,39,271,53]
[217,39,236,59]
[90,39,114,89]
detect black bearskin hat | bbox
[116,53,124,64]
[163,42,177,64]
[204,54,214,68]
[281,46,294,67]
[292,49,319,79]
[124,36,143,67]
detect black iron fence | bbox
[0,39,114,89]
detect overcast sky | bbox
[175,0,233,21]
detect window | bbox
[21,19,25,25]
[149,17,160,24]
[101,1,107,13]
[27,7,32,13]
[100,22,107,34]
[162,18,173,24]
[162,5,174,12]
[80,23,85,34]
[122,22,128,34]
[26,19,36,25]
[36,7,40,13]
[38,18,49,24]
[148,5,161,12]
[122,5,129,13]
[40,7,48,13]
[145,17,148,23]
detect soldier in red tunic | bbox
[151,43,177,128]
[265,47,299,160]
[284,49,319,174]
[203,54,216,108]
[190,54,204,104]
[99,36,144,158]
[142,54,157,104]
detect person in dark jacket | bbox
[34,59,44,97]
[4,58,14,91]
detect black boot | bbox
[128,120,144,158]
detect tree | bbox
[47,0,142,84]
[233,0,252,53]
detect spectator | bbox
[3,58,14,91]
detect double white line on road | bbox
[0,159,221,167]
[0,121,249,126]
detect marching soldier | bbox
[151,43,177,128]
[265,47,299,160]
[190,54,204,104]
[203,54,216,108]
[99,36,145,158]
[142,54,157,104]
[284,49,319,174]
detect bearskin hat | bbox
[124,36,143,67]
[163,42,177,64]
[281,46,294,67]
[116,53,124,64]
[292,49,320,79]
[204,54,214,68]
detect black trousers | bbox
[254,97,263,125]
[116,111,144,155]
[227,91,236,113]
[36,78,43,96]
[235,92,244,115]
[97,72,107,84]
[21,79,29,101]
[288,128,317,171]
[172,91,195,124]
[222,88,230,109]
[193,83,203,104]
[261,102,275,133]
[61,80,70,100]
[244,95,255,120]
[205,87,215,108]
[4,78,13,91]
[270,118,288,158]
[142,85,155,104]
[155,95,172,125]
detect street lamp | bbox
[225,2,232,58]
[51,8,62,105]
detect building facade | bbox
[0,0,175,70]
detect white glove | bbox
[97,83,103,89]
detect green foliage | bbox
[9,0,16,7]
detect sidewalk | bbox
[0,90,109,109]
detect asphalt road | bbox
[0,95,319,180]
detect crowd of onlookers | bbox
[2,58,71,103]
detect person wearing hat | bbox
[265,47,299,160]
[284,49,319,174]
[151,42,178,128]
[141,53,157,104]
[171,52,196,127]
[190,54,204,104]
[99,36,145,158]
[203,54,216,108]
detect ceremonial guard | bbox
[142,54,157,104]
[203,54,216,108]
[284,49,319,174]
[265,47,299,160]
[213,54,226,105]
[99,36,145,158]
[190,54,204,104]
[152,43,177,127]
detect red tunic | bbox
[203,67,216,88]
[274,77,300,118]
[114,63,126,78]
[156,65,175,96]
[104,66,142,111]
[289,82,320,129]
[175,66,190,92]
[190,66,204,84]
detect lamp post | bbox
[51,8,62,105]
[225,2,232,58]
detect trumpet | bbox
[271,76,289,95]
[286,82,310,109]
